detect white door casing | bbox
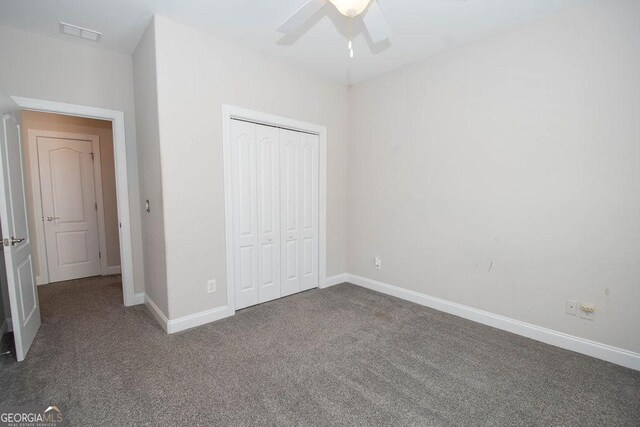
[0,112,41,361]
[37,137,101,282]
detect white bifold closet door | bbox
[231,120,318,310]
[280,129,319,296]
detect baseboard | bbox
[133,292,145,305]
[167,305,234,334]
[144,295,169,332]
[38,271,122,285]
[105,265,122,275]
[143,294,234,334]
[139,274,343,333]
[346,273,640,371]
[323,273,349,288]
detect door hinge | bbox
[90,152,95,161]
[95,202,98,210]
[99,251,101,259]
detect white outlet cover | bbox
[565,299,577,316]
[207,279,217,293]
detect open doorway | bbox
[1,95,137,361]
[11,96,136,310]
[22,112,122,285]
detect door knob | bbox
[266,237,273,242]
[45,216,60,222]
[3,237,25,247]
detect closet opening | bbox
[222,106,327,313]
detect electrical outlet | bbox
[374,256,382,270]
[565,299,577,316]
[207,279,217,294]
[579,302,595,321]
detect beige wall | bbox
[21,111,121,278]
[153,15,349,319]
[0,24,145,293]
[348,0,640,353]
[132,19,169,316]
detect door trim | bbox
[12,96,136,306]
[222,105,327,313]
[27,130,112,283]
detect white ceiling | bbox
[0,0,591,84]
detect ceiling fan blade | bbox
[363,0,391,44]
[277,0,328,34]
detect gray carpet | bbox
[1,275,639,426]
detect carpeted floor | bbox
[1,275,639,426]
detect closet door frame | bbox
[222,105,327,314]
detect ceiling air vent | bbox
[59,22,102,42]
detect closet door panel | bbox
[280,129,301,297]
[300,133,319,290]
[231,120,259,309]
[256,124,281,303]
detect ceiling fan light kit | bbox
[328,0,372,17]
[277,0,391,58]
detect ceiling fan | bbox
[277,0,391,58]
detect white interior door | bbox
[231,119,318,310]
[300,133,319,291]
[0,111,41,361]
[231,120,260,309]
[37,137,101,282]
[280,129,301,297]
[256,124,281,304]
